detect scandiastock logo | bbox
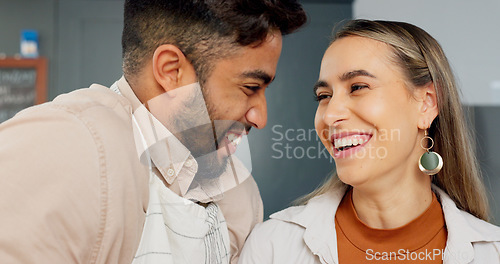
[270,125,402,161]
[270,125,333,162]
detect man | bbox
[0,0,306,263]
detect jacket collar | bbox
[433,186,500,264]
[270,186,347,264]
[270,185,500,264]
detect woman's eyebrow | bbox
[339,69,376,82]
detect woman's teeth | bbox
[334,136,369,151]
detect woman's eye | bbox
[314,94,331,102]
[351,84,368,92]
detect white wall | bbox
[354,0,500,106]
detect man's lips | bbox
[215,122,250,149]
[226,130,245,147]
[217,130,246,158]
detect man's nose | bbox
[245,91,268,129]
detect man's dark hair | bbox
[122,0,307,83]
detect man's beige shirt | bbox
[0,77,263,263]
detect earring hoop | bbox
[418,129,443,175]
[420,131,434,150]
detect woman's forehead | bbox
[319,36,398,81]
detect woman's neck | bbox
[351,171,433,229]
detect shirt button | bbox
[185,159,193,167]
[167,168,175,177]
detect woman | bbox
[238,20,500,263]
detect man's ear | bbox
[417,82,439,129]
[152,44,197,93]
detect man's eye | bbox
[244,85,261,91]
[314,94,331,102]
[351,84,368,92]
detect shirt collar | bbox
[335,189,446,252]
[114,76,251,202]
[132,104,195,185]
[115,77,196,193]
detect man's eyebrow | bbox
[241,70,274,85]
[339,69,376,82]
[313,80,329,94]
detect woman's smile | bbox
[330,131,372,159]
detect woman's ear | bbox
[152,44,197,93]
[417,82,439,129]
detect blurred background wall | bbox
[0,0,498,223]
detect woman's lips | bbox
[330,132,372,159]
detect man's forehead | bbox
[212,33,281,82]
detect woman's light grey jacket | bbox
[239,186,500,264]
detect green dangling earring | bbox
[418,129,443,175]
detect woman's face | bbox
[314,36,425,188]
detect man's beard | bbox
[174,122,230,182]
[167,83,249,182]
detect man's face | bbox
[177,31,283,179]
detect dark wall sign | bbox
[0,58,47,123]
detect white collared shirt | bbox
[131,164,231,264]
[111,78,257,264]
[115,78,252,203]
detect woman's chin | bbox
[337,173,357,186]
[336,171,370,188]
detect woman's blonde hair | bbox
[298,19,490,221]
